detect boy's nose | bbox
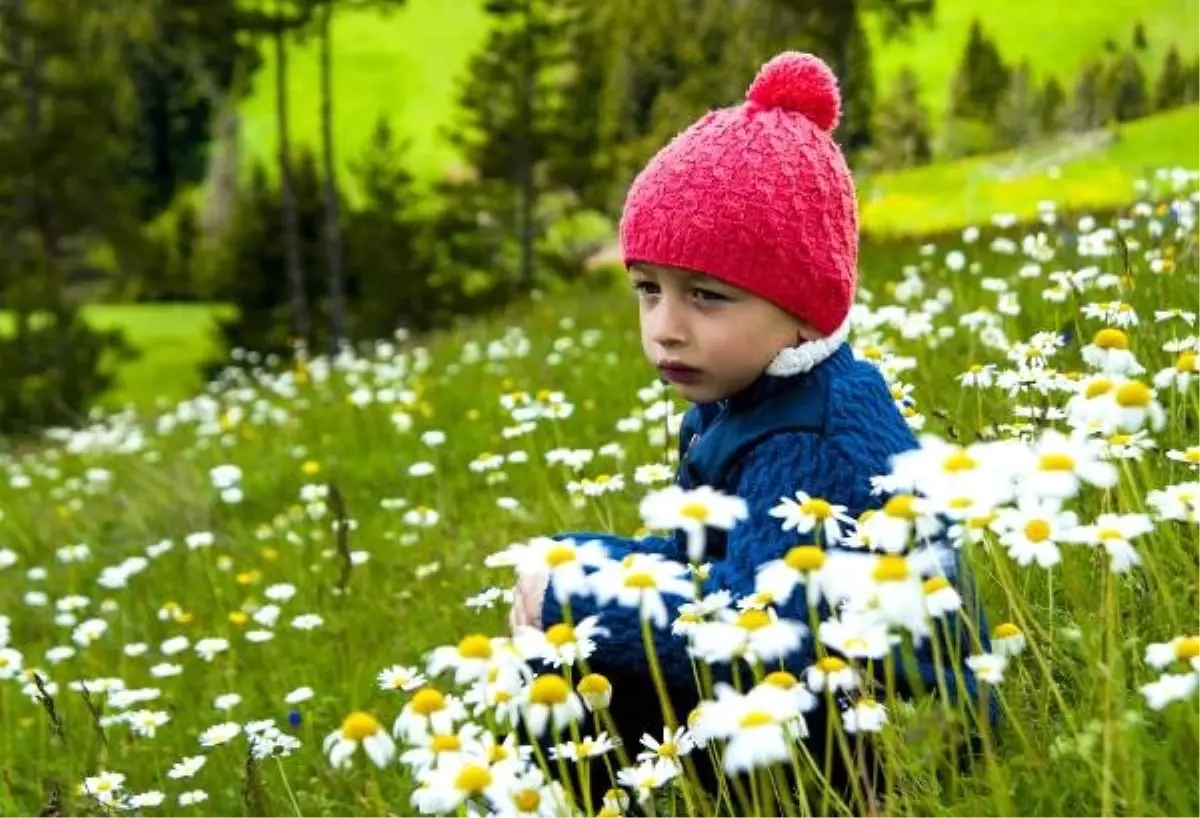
[649,300,688,348]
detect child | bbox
[510,50,989,807]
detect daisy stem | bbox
[769,766,800,817]
[566,717,595,816]
[748,768,764,816]
[273,757,302,817]
[638,618,699,817]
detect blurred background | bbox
[0,0,1197,435]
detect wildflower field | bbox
[1,171,1198,817]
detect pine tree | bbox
[1154,46,1188,111]
[1132,21,1148,51]
[1108,51,1149,122]
[871,65,932,169]
[0,0,143,433]
[446,0,581,289]
[1070,59,1111,131]
[949,18,1012,123]
[1036,76,1068,135]
[996,60,1040,148]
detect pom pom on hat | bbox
[745,51,841,132]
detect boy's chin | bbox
[667,380,728,405]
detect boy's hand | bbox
[508,570,550,634]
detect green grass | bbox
[867,0,1200,124]
[238,0,490,188]
[860,105,1200,237]
[0,178,1197,816]
[0,304,231,412]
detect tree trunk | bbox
[516,0,535,288]
[319,1,347,352]
[274,6,310,349]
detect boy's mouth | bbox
[657,361,702,384]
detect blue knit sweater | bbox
[541,344,989,717]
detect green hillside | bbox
[868,0,1200,123]
[238,0,1199,187]
[860,104,1200,237]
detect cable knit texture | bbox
[618,51,859,335]
[540,347,991,747]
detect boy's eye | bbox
[693,288,727,302]
[633,281,660,296]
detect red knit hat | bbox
[619,51,858,336]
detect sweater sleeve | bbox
[540,431,858,688]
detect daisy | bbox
[550,731,619,762]
[1140,673,1198,710]
[1099,379,1167,435]
[167,756,206,780]
[1016,429,1117,500]
[518,673,585,738]
[1153,350,1197,391]
[427,634,510,686]
[640,485,748,563]
[614,758,680,806]
[1068,512,1154,573]
[486,536,608,607]
[1146,481,1199,523]
[378,665,427,693]
[686,606,807,666]
[817,614,893,661]
[488,768,570,818]
[768,490,852,546]
[198,721,241,748]
[588,552,694,629]
[1167,447,1200,468]
[991,623,1027,657]
[513,616,608,667]
[1145,636,1199,670]
[398,722,484,773]
[80,771,125,806]
[842,698,888,734]
[966,653,1008,685]
[636,726,695,768]
[994,496,1078,568]
[411,756,515,815]
[690,682,804,774]
[393,688,467,743]
[324,711,395,769]
[1081,329,1144,375]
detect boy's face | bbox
[629,263,815,404]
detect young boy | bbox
[510,50,989,806]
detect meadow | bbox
[0,168,1197,816]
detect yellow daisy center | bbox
[623,571,656,589]
[993,622,1022,639]
[923,576,951,594]
[1096,527,1122,541]
[529,674,570,706]
[1175,351,1196,372]
[739,711,774,729]
[454,763,492,795]
[799,498,834,518]
[1084,378,1114,399]
[431,734,461,753]
[872,555,910,582]
[679,502,710,522]
[515,790,541,812]
[942,450,978,472]
[1115,381,1151,408]
[736,609,770,631]
[1176,637,1199,661]
[1023,519,1051,542]
[763,670,799,689]
[1038,452,1075,472]
[1093,328,1129,350]
[883,495,917,520]
[545,545,576,567]
[458,634,492,659]
[545,624,575,647]
[784,545,825,572]
[817,656,848,673]
[340,711,381,741]
[410,688,446,716]
[949,496,973,510]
